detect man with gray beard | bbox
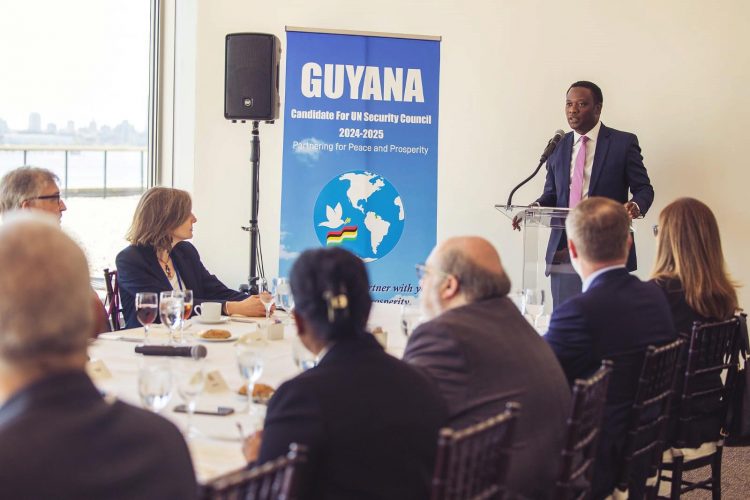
[404,236,571,499]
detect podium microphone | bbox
[135,345,208,359]
[506,129,566,208]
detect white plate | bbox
[196,332,238,343]
[195,315,230,324]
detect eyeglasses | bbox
[415,263,451,281]
[27,193,62,203]
[652,224,659,237]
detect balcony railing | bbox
[0,144,147,198]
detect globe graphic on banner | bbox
[314,171,405,261]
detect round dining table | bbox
[89,302,408,483]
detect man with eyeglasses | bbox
[403,236,571,499]
[0,166,66,219]
[0,166,109,334]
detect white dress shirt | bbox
[569,120,602,200]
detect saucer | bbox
[195,315,230,324]
[197,331,238,342]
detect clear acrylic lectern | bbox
[496,204,576,321]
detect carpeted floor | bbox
[657,446,750,498]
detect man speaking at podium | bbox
[535,81,654,308]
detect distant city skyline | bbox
[0,112,146,146]
[0,0,150,132]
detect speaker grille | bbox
[225,33,281,121]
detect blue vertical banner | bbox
[279,28,441,304]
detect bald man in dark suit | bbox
[404,236,571,499]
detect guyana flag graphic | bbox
[326,225,358,245]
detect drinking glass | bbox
[180,290,194,342]
[522,289,546,328]
[275,278,294,324]
[138,362,173,413]
[159,291,184,345]
[174,358,205,438]
[400,302,423,337]
[236,341,264,415]
[135,292,158,344]
[257,278,275,323]
[291,335,317,371]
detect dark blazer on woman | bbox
[258,333,448,500]
[652,276,724,448]
[116,241,247,329]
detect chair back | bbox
[200,443,307,500]
[616,338,685,492]
[103,268,123,331]
[675,316,742,446]
[431,402,521,500]
[554,360,614,500]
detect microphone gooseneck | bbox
[506,129,566,208]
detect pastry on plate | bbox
[200,329,232,339]
[238,382,275,403]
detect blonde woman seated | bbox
[116,187,265,329]
[651,197,740,448]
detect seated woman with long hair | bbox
[650,197,740,447]
[116,187,265,329]
[243,247,447,499]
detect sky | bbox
[0,0,150,131]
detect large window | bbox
[0,0,153,276]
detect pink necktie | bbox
[569,136,589,208]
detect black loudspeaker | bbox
[224,33,281,121]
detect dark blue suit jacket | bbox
[259,333,448,500]
[545,268,676,498]
[116,241,248,329]
[0,371,197,499]
[536,124,654,271]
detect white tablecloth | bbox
[88,303,406,483]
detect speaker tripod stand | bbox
[240,120,263,295]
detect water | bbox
[177,375,205,403]
[138,366,173,413]
[160,307,183,330]
[0,149,145,190]
[140,392,172,413]
[237,353,264,383]
[298,359,317,371]
[525,304,544,317]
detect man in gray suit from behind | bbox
[0,213,197,500]
[404,236,572,500]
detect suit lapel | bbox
[588,123,611,196]
[560,132,574,206]
[139,245,171,288]
[170,243,195,290]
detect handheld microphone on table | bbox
[135,345,208,359]
[506,129,566,208]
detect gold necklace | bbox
[157,253,173,279]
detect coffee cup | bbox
[194,302,222,322]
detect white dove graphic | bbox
[318,202,348,228]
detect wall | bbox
[184,0,750,307]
